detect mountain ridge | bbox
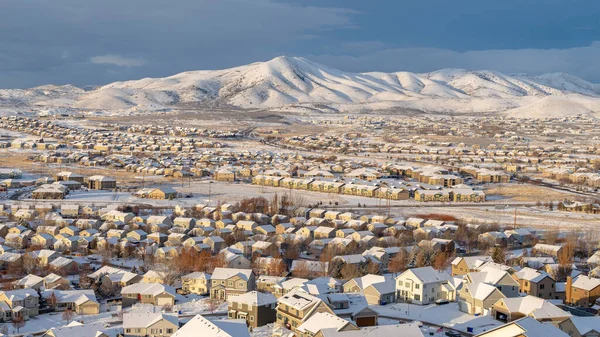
[1,56,599,117]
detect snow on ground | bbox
[13,309,120,336]
[175,295,228,316]
[251,323,293,337]
[373,302,502,335]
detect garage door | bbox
[156,297,172,306]
[356,317,376,327]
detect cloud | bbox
[90,55,147,67]
[0,0,355,88]
[310,42,600,82]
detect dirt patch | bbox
[485,184,575,202]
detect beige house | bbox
[559,317,600,337]
[458,282,505,315]
[43,289,100,315]
[514,268,558,300]
[121,283,177,308]
[276,289,335,333]
[491,295,570,324]
[451,256,493,276]
[0,288,40,320]
[476,317,568,337]
[182,272,211,295]
[124,311,179,337]
[210,268,256,300]
[395,267,457,305]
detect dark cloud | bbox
[0,0,354,87]
[1,0,600,87]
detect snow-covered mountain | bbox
[2,56,600,117]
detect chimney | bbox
[566,276,572,305]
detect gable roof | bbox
[172,314,250,337]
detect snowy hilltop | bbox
[2,56,600,117]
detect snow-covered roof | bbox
[228,291,276,306]
[568,317,600,336]
[297,312,354,334]
[211,268,253,281]
[572,275,600,291]
[278,289,321,311]
[124,311,179,329]
[121,282,176,296]
[401,266,451,284]
[318,323,423,337]
[498,295,570,319]
[172,314,249,337]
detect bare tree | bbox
[388,249,409,276]
[207,299,221,314]
[62,308,75,324]
[12,315,25,333]
[47,292,58,310]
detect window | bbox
[431,288,435,293]
[398,281,403,287]
[414,294,420,301]
[167,329,173,333]
[250,316,254,322]
[540,284,545,290]
[415,284,420,289]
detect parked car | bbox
[445,331,462,337]
[435,299,450,305]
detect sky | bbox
[2,0,600,88]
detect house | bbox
[210,268,256,300]
[14,274,44,290]
[297,312,358,337]
[276,289,335,333]
[171,314,249,337]
[87,175,117,190]
[43,322,110,337]
[566,275,600,307]
[458,282,506,315]
[123,310,179,337]
[31,233,56,249]
[146,187,178,200]
[533,244,563,258]
[464,267,519,297]
[214,169,235,182]
[227,291,277,328]
[475,317,568,337]
[514,268,558,300]
[395,267,456,305]
[43,273,70,290]
[0,288,40,320]
[314,323,424,337]
[90,266,142,288]
[343,275,388,293]
[43,289,100,315]
[451,255,494,276]
[121,283,177,308]
[101,210,134,223]
[491,295,570,324]
[363,281,396,306]
[559,316,600,337]
[182,272,211,295]
[143,270,168,284]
